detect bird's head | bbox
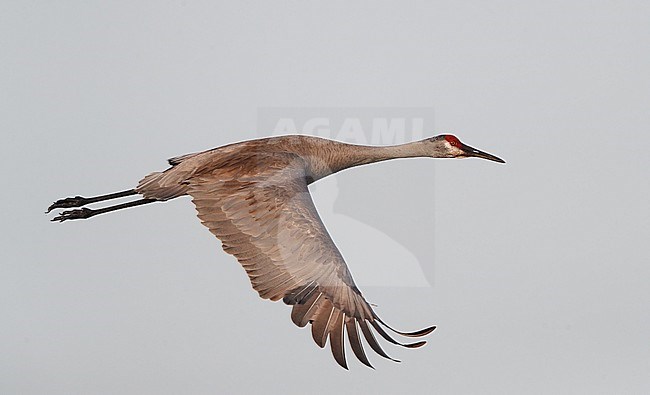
[425,134,505,163]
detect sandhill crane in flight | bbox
[47,134,505,369]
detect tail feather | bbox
[135,171,188,201]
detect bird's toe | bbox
[51,208,93,222]
[47,196,88,213]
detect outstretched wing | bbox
[187,152,434,368]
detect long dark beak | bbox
[461,144,506,163]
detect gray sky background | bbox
[2,1,649,394]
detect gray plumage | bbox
[48,134,505,369]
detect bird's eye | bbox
[444,135,461,147]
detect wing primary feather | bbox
[290,292,319,327]
[358,320,400,363]
[369,320,427,349]
[345,318,373,369]
[374,315,437,337]
[329,312,348,369]
[298,293,323,327]
[283,281,317,305]
[311,300,335,348]
[297,282,318,304]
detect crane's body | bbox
[48,134,504,369]
[136,134,497,199]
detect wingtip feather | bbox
[374,315,437,338]
[358,320,400,363]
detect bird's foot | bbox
[51,208,95,222]
[47,196,90,213]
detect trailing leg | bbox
[51,198,157,222]
[47,189,137,213]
